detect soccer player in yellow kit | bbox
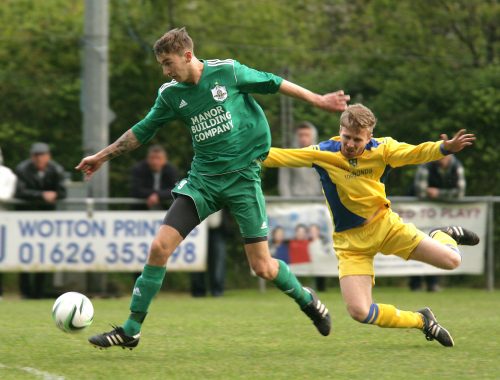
[263,104,478,347]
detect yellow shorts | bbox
[334,209,426,280]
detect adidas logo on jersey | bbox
[133,287,142,296]
[179,99,188,108]
[260,221,268,229]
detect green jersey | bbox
[131,59,283,175]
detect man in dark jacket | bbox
[410,154,466,292]
[15,142,67,298]
[414,154,465,200]
[15,142,67,210]
[130,145,178,210]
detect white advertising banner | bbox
[0,211,207,272]
[266,202,487,277]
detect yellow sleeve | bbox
[384,137,446,168]
[263,146,318,168]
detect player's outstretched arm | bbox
[441,129,476,153]
[278,80,350,112]
[75,129,142,180]
[263,147,316,168]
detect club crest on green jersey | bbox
[211,83,228,102]
[348,158,358,167]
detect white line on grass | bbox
[0,363,65,380]
[20,367,65,380]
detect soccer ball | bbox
[52,292,94,333]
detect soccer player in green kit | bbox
[76,27,349,349]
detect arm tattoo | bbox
[102,129,141,161]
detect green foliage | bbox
[2,0,497,194]
[0,0,83,172]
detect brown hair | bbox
[153,27,193,56]
[340,104,377,132]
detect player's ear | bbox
[184,50,193,62]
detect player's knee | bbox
[149,238,175,262]
[443,252,461,270]
[252,261,275,281]
[346,304,370,323]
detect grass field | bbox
[0,288,499,380]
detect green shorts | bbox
[172,162,268,238]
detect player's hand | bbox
[42,191,58,203]
[426,188,439,199]
[147,193,160,208]
[316,90,350,112]
[75,155,103,180]
[441,129,476,153]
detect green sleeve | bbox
[233,60,283,94]
[131,92,177,144]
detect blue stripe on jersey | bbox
[440,143,452,155]
[318,140,342,152]
[313,164,366,232]
[380,165,392,184]
[365,138,380,150]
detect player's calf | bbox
[346,303,371,323]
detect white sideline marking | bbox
[0,362,65,380]
[20,367,65,380]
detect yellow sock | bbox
[363,303,424,329]
[430,230,459,251]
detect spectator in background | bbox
[414,154,466,200]
[307,224,330,263]
[288,224,311,265]
[129,145,180,280]
[0,147,17,299]
[15,142,67,298]
[278,122,326,291]
[269,226,289,263]
[130,145,178,210]
[0,147,17,206]
[410,154,466,292]
[278,122,323,197]
[15,142,67,211]
[190,209,228,298]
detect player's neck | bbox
[187,58,204,84]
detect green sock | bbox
[123,264,166,336]
[272,260,312,308]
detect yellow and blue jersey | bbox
[264,137,448,232]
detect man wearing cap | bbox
[15,142,67,298]
[15,142,67,211]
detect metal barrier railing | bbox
[1,195,498,290]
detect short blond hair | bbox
[340,104,377,132]
[153,27,193,56]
